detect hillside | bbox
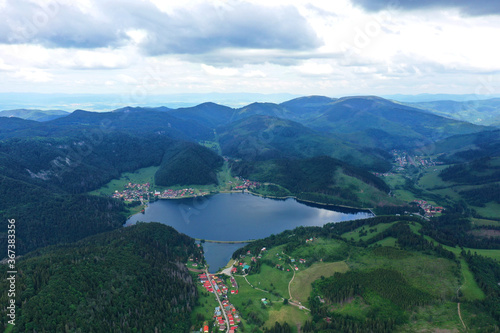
[0,109,213,141]
[0,109,69,121]
[167,102,236,127]
[155,141,224,186]
[230,156,396,208]
[227,215,500,332]
[0,131,224,256]
[409,98,500,127]
[0,223,202,332]
[218,115,391,172]
[279,95,337,120]
[304,96,487,150]
[0,175,126,256]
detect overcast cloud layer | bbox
[351,0,500,16]
[0,0,499,98]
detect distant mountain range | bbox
[0,109,69,121]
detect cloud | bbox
[351,0,500,16]
[0,0,321,56]
[201,64,239,76]
[12,68,53,82]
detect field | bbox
[472,218,500,227]
[264,303,310,331]
[246,264,293,299]
[228,275,286,332]
[458,259,485,301]
[395,302,465,333]
[290,261,349,306]
[341,222,397,242]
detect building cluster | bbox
[198,273,240,332]
[111,182,151,202]
[232,178,261,190]
[112,184,210,201]
[391,150,443,170]
[413,200,444,216]
[158,188,208,198]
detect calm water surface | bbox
[126,193,372,272]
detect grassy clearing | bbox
[246,264,293,299]
[472,202,500,220]
[341,222,397,242]
[459,259,485,301]
[371,236,397,247]
[228,276,282,332]
[395,302,464,333]
[425,236,500,262]
[418,165,451,190]
[264,303,310,332]
[89,166,159,196]
[290,261,349,306]
[288,238,349,264]
[352,248,459,299]
[471,218,500,227]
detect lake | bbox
[126,193,372,272]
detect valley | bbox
[1,95,499,333]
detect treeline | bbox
[357,222,457,260]
[232,216,419,260]
[0,223,201,332]
[420,213,500,249]
[307,268,434,332]
[463,252,500,326]
[460,184,500,207]
[155,141,223,186]
[439,157,500,185]
[314,268,433,311]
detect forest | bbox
[0,223,202,332]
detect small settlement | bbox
[198,273,241,332]
[413,200,444,217]
[111,178,260,203]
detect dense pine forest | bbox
[0,223,201,332]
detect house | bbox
[203,325,209,333]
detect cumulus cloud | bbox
[0,0,321,55]
[351,0,500,16]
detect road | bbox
[206,268,230,333]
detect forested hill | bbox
[0,223,201,332]
[218,115,391,172]
[155,141,224,186]
[0,109,69,122]
[230,156,395,208]
[0,124,223,256]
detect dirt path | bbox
[458,303,467,330]
[456,261,467,331]
[288,264,296,300]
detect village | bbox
[391,150,443,170]
[110,178,261,203]
[198,272,241,332]
[413,199,444,217]
[192,239,316,332]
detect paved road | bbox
[206,269,230,333]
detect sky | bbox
[0,0,499,99]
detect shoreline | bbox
[195,239,254,244]
[245,190,375,214]
[126,190,376,219]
